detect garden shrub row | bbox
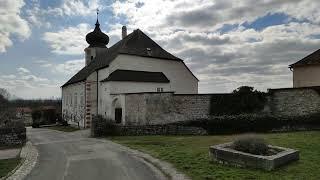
[173,113,320,135]
[210,86,267,116]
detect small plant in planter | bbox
[232,135,269,155]
[209,134,299,171]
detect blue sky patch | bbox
[242,13,290,31]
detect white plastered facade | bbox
[62,54,198,128]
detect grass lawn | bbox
[0,158,21,178]
[110,131,320,180]
[47,126,80,132]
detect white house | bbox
[61,19,198,128]
[289,49,320,88]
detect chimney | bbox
[122,26,127,39]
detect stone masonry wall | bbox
[124,92,215,125]
[0,126,26,147]
[117,125,207,136]
[123,87,320,126]
[91,115,207,136]
[173,94,227,120]
[124,92,178,125]
[269,87,320,117]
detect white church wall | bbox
[109,54,198,94]
[109,81,171,94]
[98,82,113,118]
[62,82,85,128]
[98,80,170,122]
[97,68,111,118]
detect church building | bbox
[61,18,198,128]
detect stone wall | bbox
[268,87,320,117]
[91,116,207,136]
[117,125,207,136]
[0,126,26,147]
[122,87,320,126]
[124,93,224,125]
[124,92,179,125]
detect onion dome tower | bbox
[84,9,109,65]
[86,19,109,48]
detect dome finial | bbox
[95,8,100,25]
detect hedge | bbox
[210,92,267,116]
[173,113,320,134]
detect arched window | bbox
[74,93,78,106]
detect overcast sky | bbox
[1,0,320,99]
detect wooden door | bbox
[115,108,122,124]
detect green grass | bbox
[47,126,80,132]
[0,158,21,178]
[110,131,320,180]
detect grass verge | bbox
[0,158,21,178]
[47,126,80,132]
[110,131,320,180]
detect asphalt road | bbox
[25,128,166,180]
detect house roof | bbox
[62,29,189,87]
[101,69,170,83]
[289,49,320,68]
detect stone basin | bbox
[209,142,299,171]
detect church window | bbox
[80,93,84,106]
[156,87,164,92]
[74,93,78,106]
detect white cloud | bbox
[17,67,30,74]
[43,24,91,55]
[52,59,84,75]
[61,0,100,16]
[36,59,84,75]
[43,0,102,17]
[0,0,31,52]
[0,69,59,99]
[110,0,320,93]
[25,0,51,28]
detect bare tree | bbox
[0,88,10,100]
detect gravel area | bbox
[5,141,38,180]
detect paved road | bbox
[25,128,166,180]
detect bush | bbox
[31,110,41,128]
[42,109,56,124]
[105,118,117,135]
[210,86,267,115]
[56,113,68,126]
[232,135,268,155]
[91,115,117,137]
[172,112,320,135]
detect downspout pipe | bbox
[96,70,99,115]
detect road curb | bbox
[5,141,38,180]
[97,138,191,180]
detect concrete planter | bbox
[209,142,299,171]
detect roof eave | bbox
[118,53,183,61]
[61,79,85,88]
[101,80,170,83]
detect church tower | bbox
[84,10,109,66]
